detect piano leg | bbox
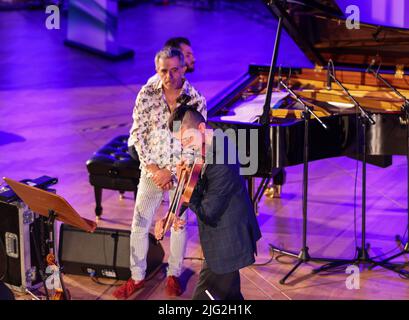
[265,169,286,198]
[247,174,282,216]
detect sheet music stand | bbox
[3,177,97,299]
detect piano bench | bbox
[86,135,140,217]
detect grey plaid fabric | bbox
[189,161,262,275]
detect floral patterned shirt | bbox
[128,77,207,173]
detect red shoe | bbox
[112,278,144,299]
[165,276,182,297]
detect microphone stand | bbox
[365,67,409,274]
[313,69,408,276]
[367,67,409,105]
[269,79,341,284]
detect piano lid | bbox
[266,0,409,70]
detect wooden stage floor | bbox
[1,3,409,300]
[3,88,409,299]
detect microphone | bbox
[326,61,332,90]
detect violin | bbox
[155,157,204,241]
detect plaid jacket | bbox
[189,158,262,275]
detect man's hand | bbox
[154,218,166,240]
[172,217,186,232]
[146,164,160,175]
[162,182,173,191]
[176,160,188,179]
[152,169,172,188]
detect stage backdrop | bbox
[66,0,118,53]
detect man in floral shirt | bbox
[113,47,206,299]
[127,36,196,159]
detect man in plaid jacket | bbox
[168,105,262,300]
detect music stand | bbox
[3,177,97,299]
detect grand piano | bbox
[207,0,409,207]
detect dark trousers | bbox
[0,282,14,300]
[192,261,244,300]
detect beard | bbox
[185,64,195,73]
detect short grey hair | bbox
[154,47,185,69]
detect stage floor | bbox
[1,2,409,300]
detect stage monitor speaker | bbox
[59,224,164,280]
